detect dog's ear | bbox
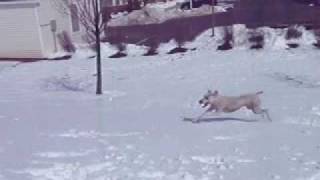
[208,90,212,94]
[213,90,218,96]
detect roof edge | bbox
[0,1,40,9]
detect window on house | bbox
[70,4,80,32]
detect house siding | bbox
[48,0,87,47]
[38,0,82,56]
[0,0,91,59]
[0,3,44,59]
[37,0,56,56]
[37,0,90,54]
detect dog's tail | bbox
[256,91,264,95]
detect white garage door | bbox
[0,2,44,59]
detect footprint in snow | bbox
[271,174,281,180]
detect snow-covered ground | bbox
[1,28,320,180]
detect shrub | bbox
[217,26,233,51]
[286,26,302,40]
[248,29,264,49]
[109,43,127,58]
[109,52,127,58]
[57,31,76,52]
[167,47,188,54]
[313,29,320,48]
[144,39,159,56]
[285,26,302,48]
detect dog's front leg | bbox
[193,110,209,123]
[194,107,215,123]
[263,109,272,122]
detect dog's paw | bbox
[182,117,192,121]
[182,117,199,123]
[192,120,200,124]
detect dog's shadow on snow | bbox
[183,117,259,124]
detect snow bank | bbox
[185,25,317,51]
[47,52,72,60]
[146,0,181,9]
[108,5,226,26]
[158,39,179,54]
[232,25,317,50]
[87,25,317,58]
[185,27,226,49]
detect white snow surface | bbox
[108,4,226,26]
[1,27,320,180]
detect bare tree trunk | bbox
[95,0,102,95]
[211,0,215,37]
[96,30,102,95]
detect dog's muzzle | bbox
[199,100,209,108]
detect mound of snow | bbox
[103,24,317,56]
[42,74,94,92]
[163,25,317,52]
[188,25,317,51]
[108,5,226,26]
[146,0,180,9]
[185,27,226,49]
[232,25,317,50]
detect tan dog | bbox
[197,90,271,122]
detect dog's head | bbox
[198,90,218,108]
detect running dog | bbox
[196,90,271,122]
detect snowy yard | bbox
[1,31,320,180]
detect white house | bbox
[0,0,85,59]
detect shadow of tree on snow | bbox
[268,72,320,88]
